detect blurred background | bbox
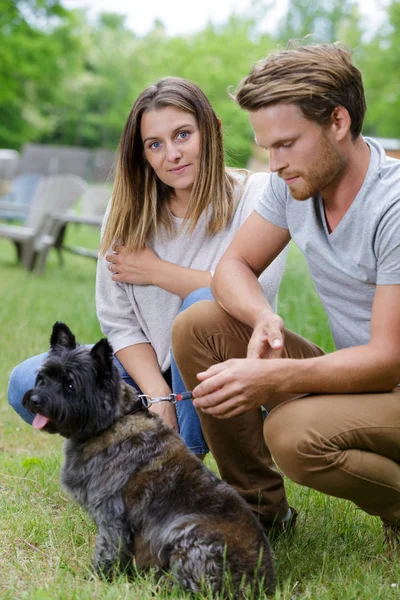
[0,0,399,275]
[1,0,399,181]
[2,6,399,596]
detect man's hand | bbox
[106,244,162,285]
[247,309,285,359]
[192,358,277,418]
[149,402,179,431]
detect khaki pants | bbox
[172,300,400,525]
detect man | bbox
[172,43,400,543]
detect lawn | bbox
[0,226,399,599]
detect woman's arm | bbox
[116,344,178,430]
[96,255,178,430]
[107,245,212,298]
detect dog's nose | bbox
[29,393,41,408]
[22,389,34,409]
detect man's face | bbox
[249,103,346,200]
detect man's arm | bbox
[211,211,291,356]
[192,284,400,418]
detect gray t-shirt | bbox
[255,137,400,350]
[97,172,288,372]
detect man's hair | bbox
[234,43,366,139]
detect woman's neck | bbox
[169,189,191,218]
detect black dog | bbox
[23,322,275,597]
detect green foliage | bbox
[1,0,400,159]
[0,233,398,598]
[360,0,400,138]
[276,0,357,43]
[0,0,85,148]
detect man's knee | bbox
[264,400,326,486]
[172,300,221,364]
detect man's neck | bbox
[322,137,371,213]
[320,137,371,233]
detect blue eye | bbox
[177,131,189,140]
[150,141,161,150]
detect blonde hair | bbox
[234,42,366,139]
[100,77,240,254]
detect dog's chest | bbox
[60,435,143,509]
[61,449,94,506]
[61,440,111,506]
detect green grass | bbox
[0,229,399,599]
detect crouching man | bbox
[172,43,400,546]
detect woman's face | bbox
[141,106,201,195]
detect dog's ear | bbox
[50,322,76,350]
[90,338,114,374]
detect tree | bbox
[3,0,397,159]
[360,0,400,138]
[39,11,139,148]
[275,0,360,44]
[0,0,84,148]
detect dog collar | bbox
[138,391,193,409]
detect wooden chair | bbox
[0,174,87,271]
[0,173,43,221]
[51,183,111,262]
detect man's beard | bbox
[281,135,346,201]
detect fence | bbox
[12,143,116,183]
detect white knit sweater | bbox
[96,172,288,372]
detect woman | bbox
[8,77,287,458]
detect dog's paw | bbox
[93,559,116,582]
[152,568,179,594]
[82,567,98,582]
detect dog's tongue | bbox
[32,414,51,430]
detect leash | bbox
[138,391,193,409]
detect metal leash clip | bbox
[138,391,193,408]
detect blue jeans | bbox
[171,287,213,455]
[8,287,213,455]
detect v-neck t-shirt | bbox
[255,137,400,350]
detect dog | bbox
[23,322,275,597]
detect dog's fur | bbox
[23,322,275,597]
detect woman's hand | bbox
[107,244,212,297]
[247,309,285,359]
[106,244,162,285]
[149,401,179,431]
